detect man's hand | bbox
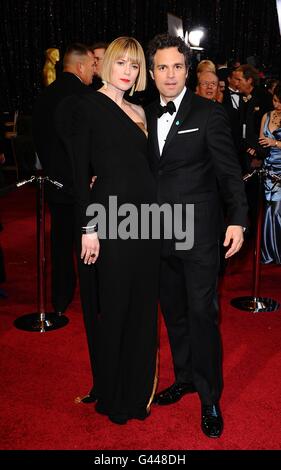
[246,147,256,156]
[223,225,244,258]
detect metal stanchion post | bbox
[231,169,280,313]
[14,176,69,331]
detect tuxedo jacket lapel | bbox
[162,90,193,156]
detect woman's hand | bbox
[259,136,276,147]
[90,175,97,189]
[81,233,100,265]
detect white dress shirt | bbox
[157,86,186,155]
[228,87,240,109]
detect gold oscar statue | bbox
[42,48,60,86]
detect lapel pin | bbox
[176,120,180,126]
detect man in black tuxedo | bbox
[222,68,242,155]
[33,43,95,315]
[146,34,248,438]
[235,64,272,232]
[235,64,272,172]
[33,44,99,403]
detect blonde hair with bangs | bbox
[102,37,146,91]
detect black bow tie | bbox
[229,90,240,96]
[157,101,176,118]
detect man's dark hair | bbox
[63,43,91,66]
[236,64,260,87]
[147,34,190,70]
[90,42,108,52]
[228,67,238,78]
[215,54,227,66]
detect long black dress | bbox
[70,92,159,421]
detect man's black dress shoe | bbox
[201,403,223,438]
[153,382,196,405]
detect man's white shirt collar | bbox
[159,86,187,112]
[157,87,187,156]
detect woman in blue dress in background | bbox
[259,84,281,264]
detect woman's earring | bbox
[102,80,107,90]
[129,83,135,97]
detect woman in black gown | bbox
[71,37,159,424]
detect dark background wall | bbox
[0,0,280,112]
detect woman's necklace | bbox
[271,110,281,128]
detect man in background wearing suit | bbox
[235,64,272,233]
[33,44,98,403]
[89,42,108,90]
[222,68,242,154]
[146,34,248,438]
[235,64,272,172]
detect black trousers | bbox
[48,202,76,312]
[159,241,223,405]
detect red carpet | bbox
[1,185,281,450]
